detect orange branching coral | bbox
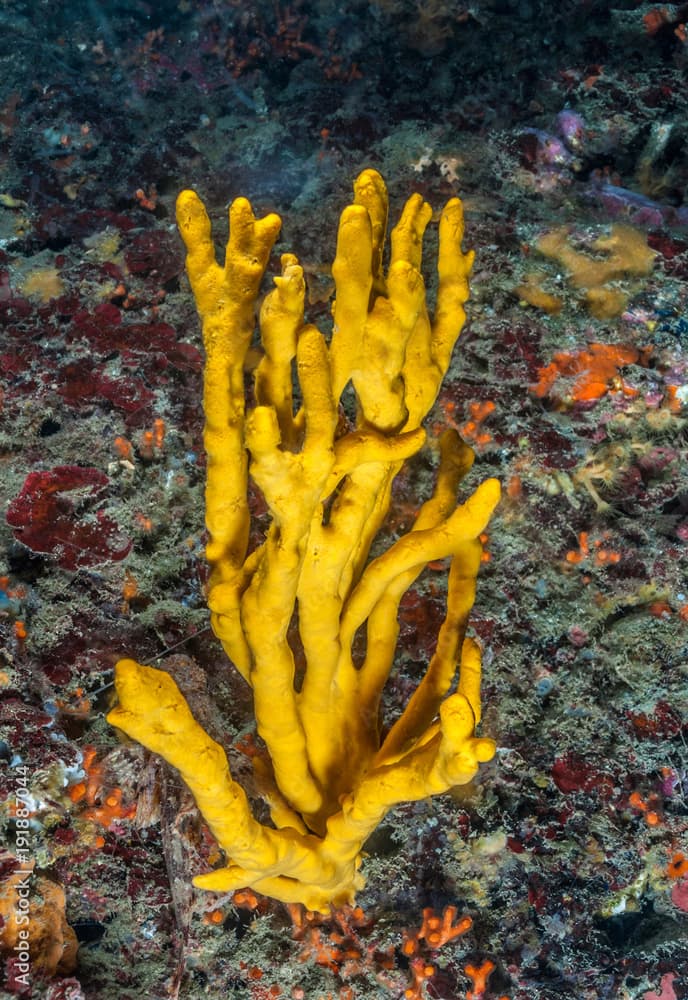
[465,958,496,998]
[402,905,472,954]
[531,342,652,404]
[401,906,473,998]
[286,904,397,984]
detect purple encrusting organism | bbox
[586,181,688,229]
[556,109,587,153]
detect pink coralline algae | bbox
[644,973,677,1000]
[6,466,132,570]
[671,878,688,913]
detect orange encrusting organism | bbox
[531,342,652,404]
[666,853,688,879]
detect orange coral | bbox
[401,906,473,998]
[404,956,437,999]
[461,400,496,448]
[286,903,396,983]
[68,745,136,827]
[565,530,621,566]
[403,906,472,954]
[465,958,495,998]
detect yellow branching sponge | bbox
[107,169,500,912]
